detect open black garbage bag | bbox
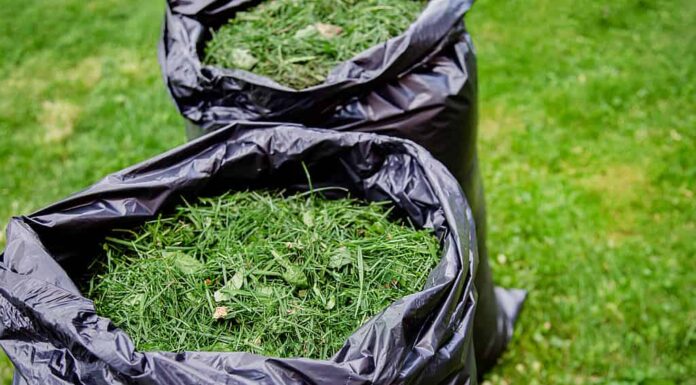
[159,0,522,373]
[1,123,523,384]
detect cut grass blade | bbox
[86,190,440,359]
[204,0,427,89]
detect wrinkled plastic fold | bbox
[2,124,521,384]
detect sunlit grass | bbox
[469,0,695,383]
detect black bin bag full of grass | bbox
[159,0,523,373]
[0,123,523,384]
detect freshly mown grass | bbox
[204,0,426,89]
[86,191,440,358]
[1,0,694,383]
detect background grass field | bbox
[1,0,694,384]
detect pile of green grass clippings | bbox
[86,191,440,359]
[204,0,426,89]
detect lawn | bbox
[0,0,694,384]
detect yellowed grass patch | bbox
[40,100,81,143]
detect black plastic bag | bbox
[1,123,523,384]
[159,0,523,372]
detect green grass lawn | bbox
[0,0,694,384]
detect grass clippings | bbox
[86,190,440,359]
[204,0,426,89]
